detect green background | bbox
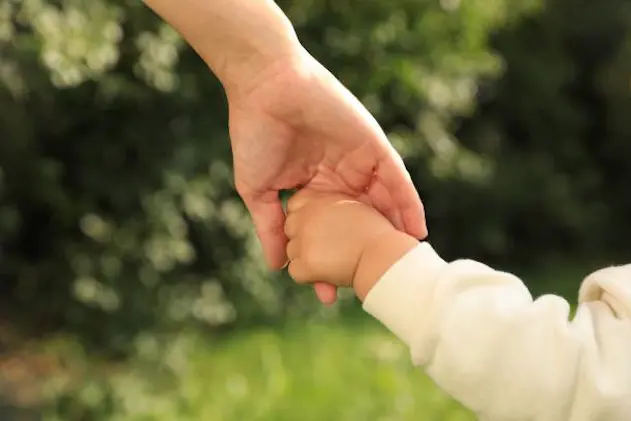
[1,0,630,419]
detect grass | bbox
[38,319,475,421]
[181,321,475,421]
[26,263,590,421]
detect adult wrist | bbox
[145,0,305,97]
[214,15,305,97]
[220,39,306,98]
[353,230,419,301]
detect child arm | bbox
[361,242,631,421]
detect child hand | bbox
[284,189,412,296]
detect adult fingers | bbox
[364,181,404,232]
[240,190,288,270]
[313,282,338,305]
[373,153,427,239]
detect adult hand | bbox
[143,0,426,304]
[227,50,427,304]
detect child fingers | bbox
[284,212,300,238]
[286,238,301,261]
[287,189,318,213]
[287,259,313,284]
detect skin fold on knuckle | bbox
[288,261,311,284]
[286,239,300,261]
[284,214,296,238]
[287,190,310,213]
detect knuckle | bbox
[287,192,307,213]
[288,261,310,284]
[287,188,320,212]
[284,214,297,237]
[286,239,300,260]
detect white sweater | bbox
[363,243,631,421]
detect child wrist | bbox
[352,230,418,301]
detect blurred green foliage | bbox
[0,0,522,351]
[440,0,631,265]
[1,0,631,417]
[2,0,631,346]
[40,321,476,421]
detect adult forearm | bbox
[143,0,302,91]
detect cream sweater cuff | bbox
[362,242,447,346]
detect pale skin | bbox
[285,190,419,301]
[143,0,427,304]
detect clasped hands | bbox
[228,50,427,304]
